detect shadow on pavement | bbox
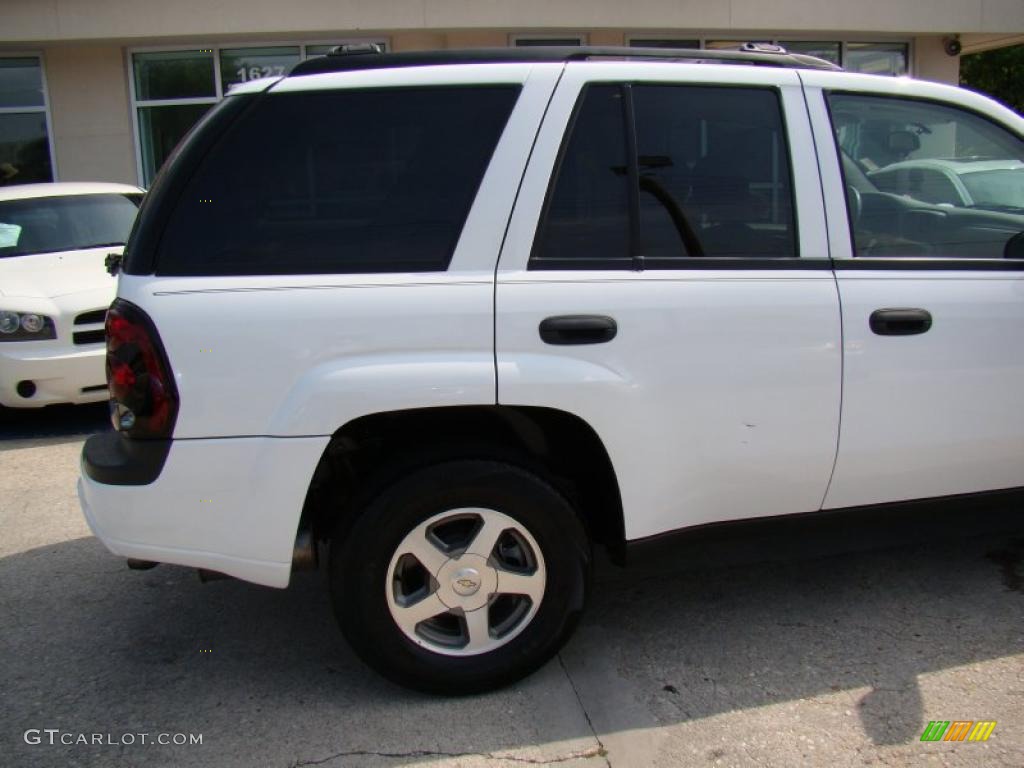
[0,403,110,450]
[0,500,1021,767]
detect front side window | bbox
[533,83,797,269]
[829,93,1024,259]
[157,86,519,276]
[0,57,53,186]
[0,194,141,258]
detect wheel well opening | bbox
[299,405,625,563]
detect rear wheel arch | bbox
[298,405,625,564]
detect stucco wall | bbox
[3,0,1022,43]
[44,45,136,184]
[913,36,962,85]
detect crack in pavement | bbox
[288,744,606,767]
[557,653,613,768]
[288,656,612,768]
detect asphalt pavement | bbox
[1,404,1022,767]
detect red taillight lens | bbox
[105,299,178,438]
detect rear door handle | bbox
[869,308,932,336]
[539,315,617,345]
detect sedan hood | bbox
[0,247,119,299]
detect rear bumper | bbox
[79,432,329,587]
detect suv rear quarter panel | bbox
[123,64,562,440]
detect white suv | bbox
[78,46,1024,693]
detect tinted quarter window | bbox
[157,86,519,276]
[633,85,796,259]
[532,83,797,269]
[533,85,631,267]
[828,93,1024,259]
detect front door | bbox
[804,81,1024,509]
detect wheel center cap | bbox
[437,553,496,611]
[452,567,481,596]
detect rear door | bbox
[496,63,843,541]
[802,74,1024,509]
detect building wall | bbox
[913,35,962,85]
[4,0,1022,43]
[44,45,136,184]
[31,30,971,187]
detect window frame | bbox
[529,80,808,271]
[824,88,1024,271]
[126,39,390,186]
[0,52,58,184]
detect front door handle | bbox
[539,315,617,345]
[869,308,932,336]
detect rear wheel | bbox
[330,460,589,694]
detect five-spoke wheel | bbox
[387,507,546,655]
[330,460,590,694]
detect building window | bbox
[704,40,771,50]
[132,49,217,185]
[129,41,387,185]
[844,42,909,76]
[628,38,700,49]
[779,41,842,66]
[637,38,906,74]
[0,56,54,186]
[513,36,584,47]
[219,46,301,93]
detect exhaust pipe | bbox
[292,528,318,571]
[126,558,158,570]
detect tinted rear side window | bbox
[156,86,519,275]
[532,83,797,269]
[533,85,631,266]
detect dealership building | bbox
[2,1,1023,188]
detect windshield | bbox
[961,168,1024,210]
[0,193,142,258]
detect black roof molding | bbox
[289,45,842,77]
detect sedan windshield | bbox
[0,193,142,258]
[961,168,1024,211]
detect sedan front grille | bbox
[73,308,107,346]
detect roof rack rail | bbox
[290,45,842,77]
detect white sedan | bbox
[0,182,144,408]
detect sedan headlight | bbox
[0,310,56,341]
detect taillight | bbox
[105,299,178,438]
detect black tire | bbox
[330,460,590,694]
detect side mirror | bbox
[1004,231,1024,260]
